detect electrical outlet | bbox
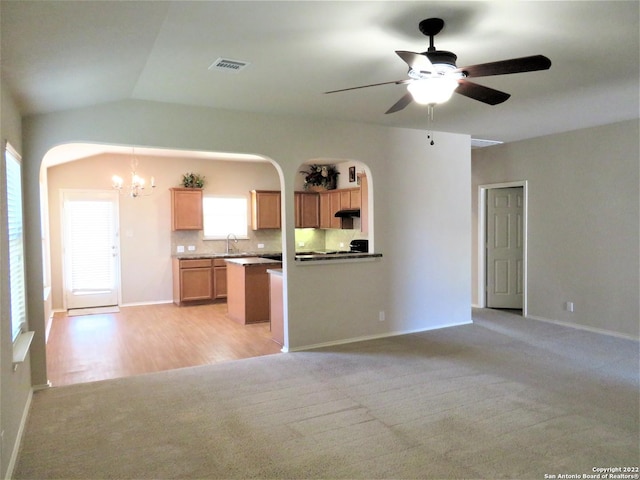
[298,241,305,247]
[379,311,385,322]
[339,242,344,248]
[565,301,574,312]
[187,245,196,251]
[257,243,265,249]
[176,245,185,253]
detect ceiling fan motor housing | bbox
[425,50,457,68]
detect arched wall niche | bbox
[294,158,373,254]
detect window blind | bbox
[66,200,115,294]
[6,147,26,341]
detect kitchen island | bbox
[226,257,282,325]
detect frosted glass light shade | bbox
[407,77,459,105]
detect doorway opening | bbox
[41,143,286,386]
[477,181,528,316]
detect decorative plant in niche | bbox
[181,172,205,188]
[300,164,339,191]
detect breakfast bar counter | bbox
[225,257,282,324]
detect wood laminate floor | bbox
[46,302,282,387]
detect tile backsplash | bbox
[171,227,367,255]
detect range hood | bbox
[334,209,360,218]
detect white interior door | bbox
[486,187,523,308]
[62,190,120,310]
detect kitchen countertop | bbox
[267,268,283,276]
[173,251,382,262]
[295,252,382,262]
[173,252,277,260]
[225,257,283,266]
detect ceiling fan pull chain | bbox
[427,104,435,146]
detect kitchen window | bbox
[202,195,248,239]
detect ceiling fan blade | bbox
[385,92,414,114]
[396,50,433,73]
[455,79,511,105]
[324,79,409,94]
[458,55,551,78]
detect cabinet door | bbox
[319,192,332,229]
[171,188,203,231]
[340,190,351,209]
[251,191,281,229]
[296,192,319,228]
[213,259,227,299]
[329,191,342,229]
[180,267,213,301]
[349,189,361,209]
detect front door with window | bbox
[62,190,120,310]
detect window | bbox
[202,195,248,239]
[5,143,26,341]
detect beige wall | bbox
[472,120,639,339]
[22,98,471,378]
[47,154,280,308]
[0,82,33,478]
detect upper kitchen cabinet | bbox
[170,188,203,231]
[295,192,320,228]
[251,190,281,230]
[320,187,361,229]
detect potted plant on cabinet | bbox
[181,172,205,188]
[300,164,339,191]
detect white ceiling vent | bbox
[471,138,504,149]
[208,57,250,73]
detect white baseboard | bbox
[527,314,639,341]
[288,320,473,352]
[5,388,33,480]
[120,300,174,307]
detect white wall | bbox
[472,120,639,339]
[22,99,471,382]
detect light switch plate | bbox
[177,245,185,253]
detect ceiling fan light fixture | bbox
[407,76,459,105]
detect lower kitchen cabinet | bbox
[268,269,284,346]
[213,259,227,299]
[173,258,213,305]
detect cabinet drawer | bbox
[180,259,212,269]
[213,259,227,267]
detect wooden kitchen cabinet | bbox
[359,173,368,234]
[319,188,360,229]
[226,258,281,324]
[251,190,281,230]
[295,192,320,228]
[213,258,227,299]
[172,258,213,305]
[268,269,284,346]
[170,188,203,231]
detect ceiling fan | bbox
[325,18,551,114]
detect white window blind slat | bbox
[6,147,26,341]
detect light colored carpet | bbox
[14,308,639,479]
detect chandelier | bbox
[112,152,156,198]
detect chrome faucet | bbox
[226,233,238,254]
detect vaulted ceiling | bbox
[2,1,638,145]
